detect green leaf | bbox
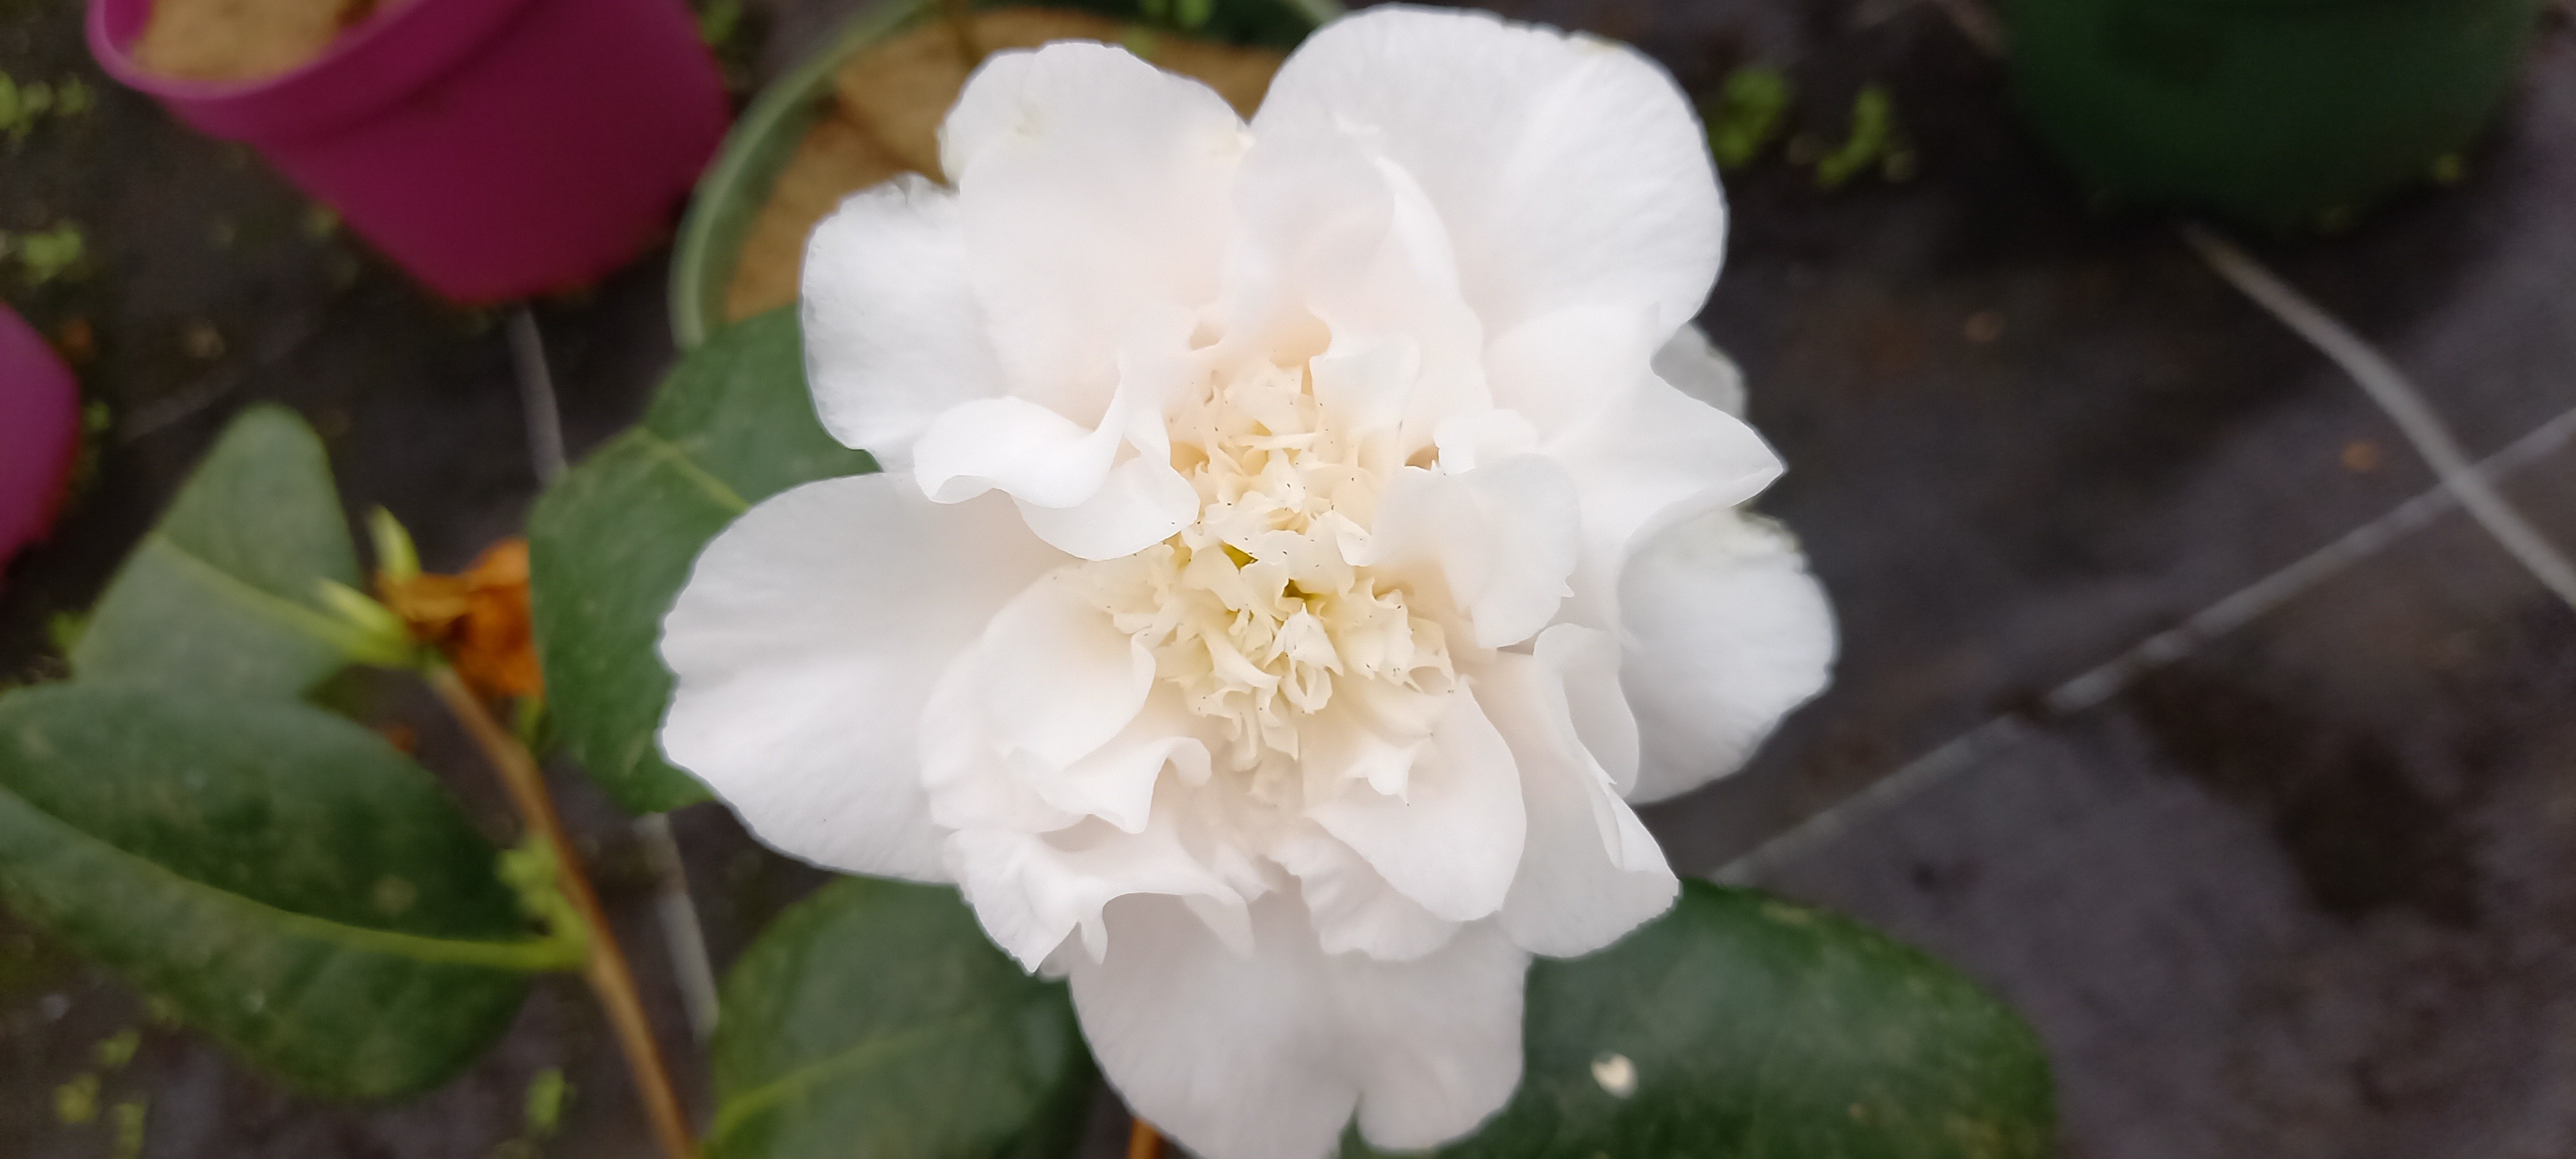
[0,684,572,1100]
[528,307,875,814]
[706,878,1097,1159]
[1353,883,2054,1159]
[72,406,366,699]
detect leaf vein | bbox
[630,429,753,514]
[708,1004,1018,1144]
[0,785,579,974]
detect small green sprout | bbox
[1815,85,1897,190]
[54,1073,99,1125]
[44,611,88,657]
[1120,25,1162,62]
[314,579,422,668]
[4,224,87,285]
[1139,0,1213,32]
[1,73,93,140]
[1702,66,1792,171]
[110,1097,147,1159]
[498,841,592,968]
[368,507,422,582]
[94,1029,141,1070]
[55,78,93,118]
[524,1067,571,1140]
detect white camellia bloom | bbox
[661,7,1835,1158]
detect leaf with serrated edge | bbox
[706,878,1096,1159]
[0,684,571,1100]
[1347,883,2054,1159]
[72,406,365,699]
[529,307,876,814]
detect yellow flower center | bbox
[1075,360,1454,795]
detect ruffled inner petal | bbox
[1307,688,1525,923]
[1481,634,1677,958]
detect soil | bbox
[132,0,398,82]
[723,6,1283,320]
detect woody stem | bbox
[428,663,697,1159]
[1129,1117,1164,1159]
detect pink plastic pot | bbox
[90,0,730,302]
[0,308,80,580]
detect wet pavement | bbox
[4,0,2574,1155]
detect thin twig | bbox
[506,305,568,484]
[428,664,697,1159]
[636,813,722,1039]
[2183,224,2576,612]
[1128,1118,1164,1159]
[504,305,723,1038]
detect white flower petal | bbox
[1034,687,1211,834]
[1271,821,1460,961]
[909,308,1200,557]
[1572,372,1779,551]
[1012,453,1200,561]
[920,650,1081,835]
[1481,636,1676,958]
[1308,688,1525,923]
[659,476,1059,880]
[1255,5,1724,341]
[949,789,1246,969]
[944,41,1247,411]
[1369,457,1582,649]
[1526,315,1784,631]
[978,569,1157,772]
[1231,133,1490,457]
[1332,918,1526,1151]
[1067,894,1526,1159]
[1307,335,1423,447]
[1493,308,1783,582]
[1653,321,1746,418]
[1296,684,1442,798]
[800,174,1005,466]
[1535,621,1641,796]
[911,395,1117,507]
[1620,507,1837,802]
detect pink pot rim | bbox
[88,0,546,142]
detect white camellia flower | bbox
[660,6,1835,1158]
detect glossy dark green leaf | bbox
[0,684,571,1100]
[527,307,876,814]
[1352,883,2054,1159]
[706,878,1097,1159]
[71,405,366,699]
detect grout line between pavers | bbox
[506,306,722,1039]
[1718,400,2576,885]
